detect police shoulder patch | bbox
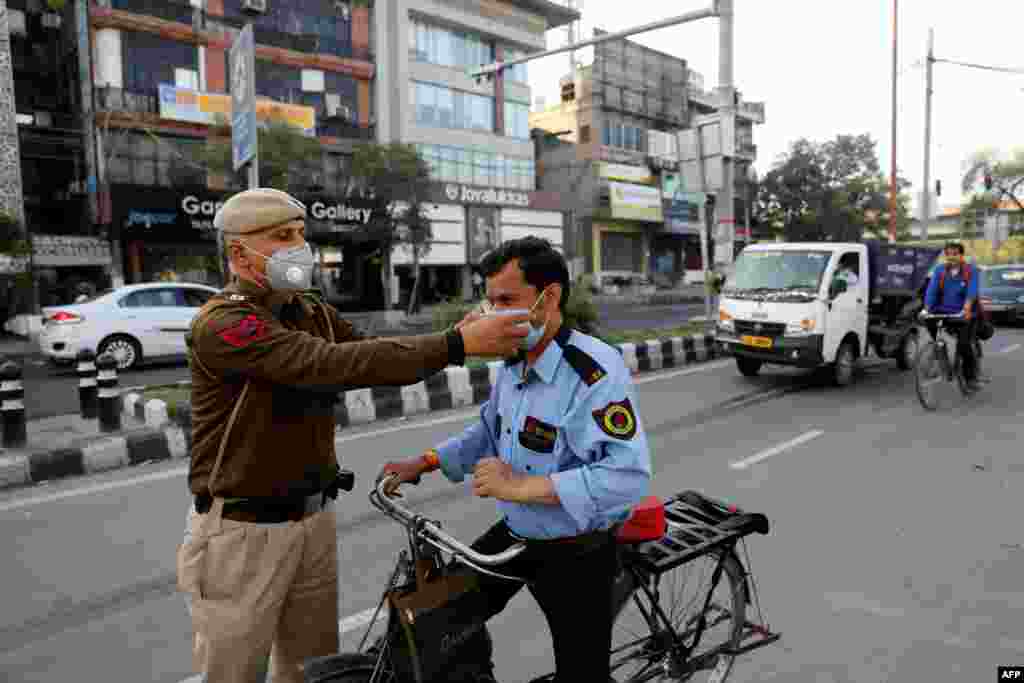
[562,345,607,386]
[592,397,637,440]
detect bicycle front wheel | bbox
[611,551,747,683]
[914,341,947,411]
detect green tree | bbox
[756,134,913,242]
[961,147,1024,214]
[0,210,35,315]
[198,117,323,193]
[349,143,433,314]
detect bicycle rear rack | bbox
[623,491,770,576]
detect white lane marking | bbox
[729,429,825,471]
[999,343,1021,354]
[0,359,735,512]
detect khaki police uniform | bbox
[176,188,466,683]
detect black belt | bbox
[194,490,335,524]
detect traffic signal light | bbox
[560,78,575,102]
[984,174,993,191]
[935,179,941,197]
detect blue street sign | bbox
[230,24,257,172]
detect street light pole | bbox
[921,28,934,243]
[717,0,735,267]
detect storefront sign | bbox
[598,162,655,185]
[113,185,229,240]
[309,201,373,224]
[443,183,530,208]
[32,234,113,267]
[609,182,664,222]
[599,146,646,166]
[158,84,316,136]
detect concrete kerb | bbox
[0,333,718,493]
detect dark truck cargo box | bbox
[863,240,942,299]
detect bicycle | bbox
[914,312,985,411]
[303,477,780,683]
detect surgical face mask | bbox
[479,288,550,352]
[242,241,315,291]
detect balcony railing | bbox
[95,86,159,116]
[252,27,372,61]
[738,101,766,123]
[110,0,196,25]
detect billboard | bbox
[598,162,655,185]
[609,182,663,222]
[158,85,316,135]
[466,206,500,264]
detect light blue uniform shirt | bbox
[435,325,652,540]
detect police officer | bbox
[176,188,530,683]
[380,236,652,683]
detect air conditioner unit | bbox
[324,93,352,122]
[242,0,267,14]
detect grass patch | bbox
[597,323,707,346]
[138,385,191,419]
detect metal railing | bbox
[252,27,372,61]
[110,0,196,25]
[94,86,159,116]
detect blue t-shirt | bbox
[925,263,978,314]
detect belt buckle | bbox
[303,493,323,516]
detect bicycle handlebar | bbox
[919,311,966,321]
[370,475,527,566]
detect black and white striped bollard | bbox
[76,349,98,420]
[96,353,121,433]
[0,360,27,448]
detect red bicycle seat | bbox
[616,495,666,544]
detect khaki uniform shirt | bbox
[187,278,460,498]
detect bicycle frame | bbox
[351,479,779,683]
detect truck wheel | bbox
[736,357,762,377]
[832,340,857,387]
[896,330,918,371]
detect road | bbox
[15,301,707,420]
[1,327,1022,682]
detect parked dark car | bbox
[980,264,1024,325]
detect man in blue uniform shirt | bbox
[924,242,981,390]
[380,237,652,683]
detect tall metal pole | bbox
[888,0,899,243]
[921,28,934,243]
[717,0,735,266]
[248,151,259,189]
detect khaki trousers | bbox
[176,498,340,683]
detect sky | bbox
[526,0,1024,216]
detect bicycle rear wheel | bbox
[610,551,746,683]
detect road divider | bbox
[0,332,720,493]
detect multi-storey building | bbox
[530,34,765,289]
[85,0,383,307]
[2,0,112,321]
[373,0,577,304]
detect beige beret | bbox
[213,188,306,235]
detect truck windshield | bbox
[727,250,832,293]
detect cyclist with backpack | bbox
[923,242,987,391]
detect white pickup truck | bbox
[715,241,942,386]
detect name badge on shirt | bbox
[519,416,558,454]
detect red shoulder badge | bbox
[592,397,637,440]
[217,314,269,348]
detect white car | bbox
[38,282,220,370]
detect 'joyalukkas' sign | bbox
[442,183,530,208]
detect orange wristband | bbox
[422,450,440,469]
